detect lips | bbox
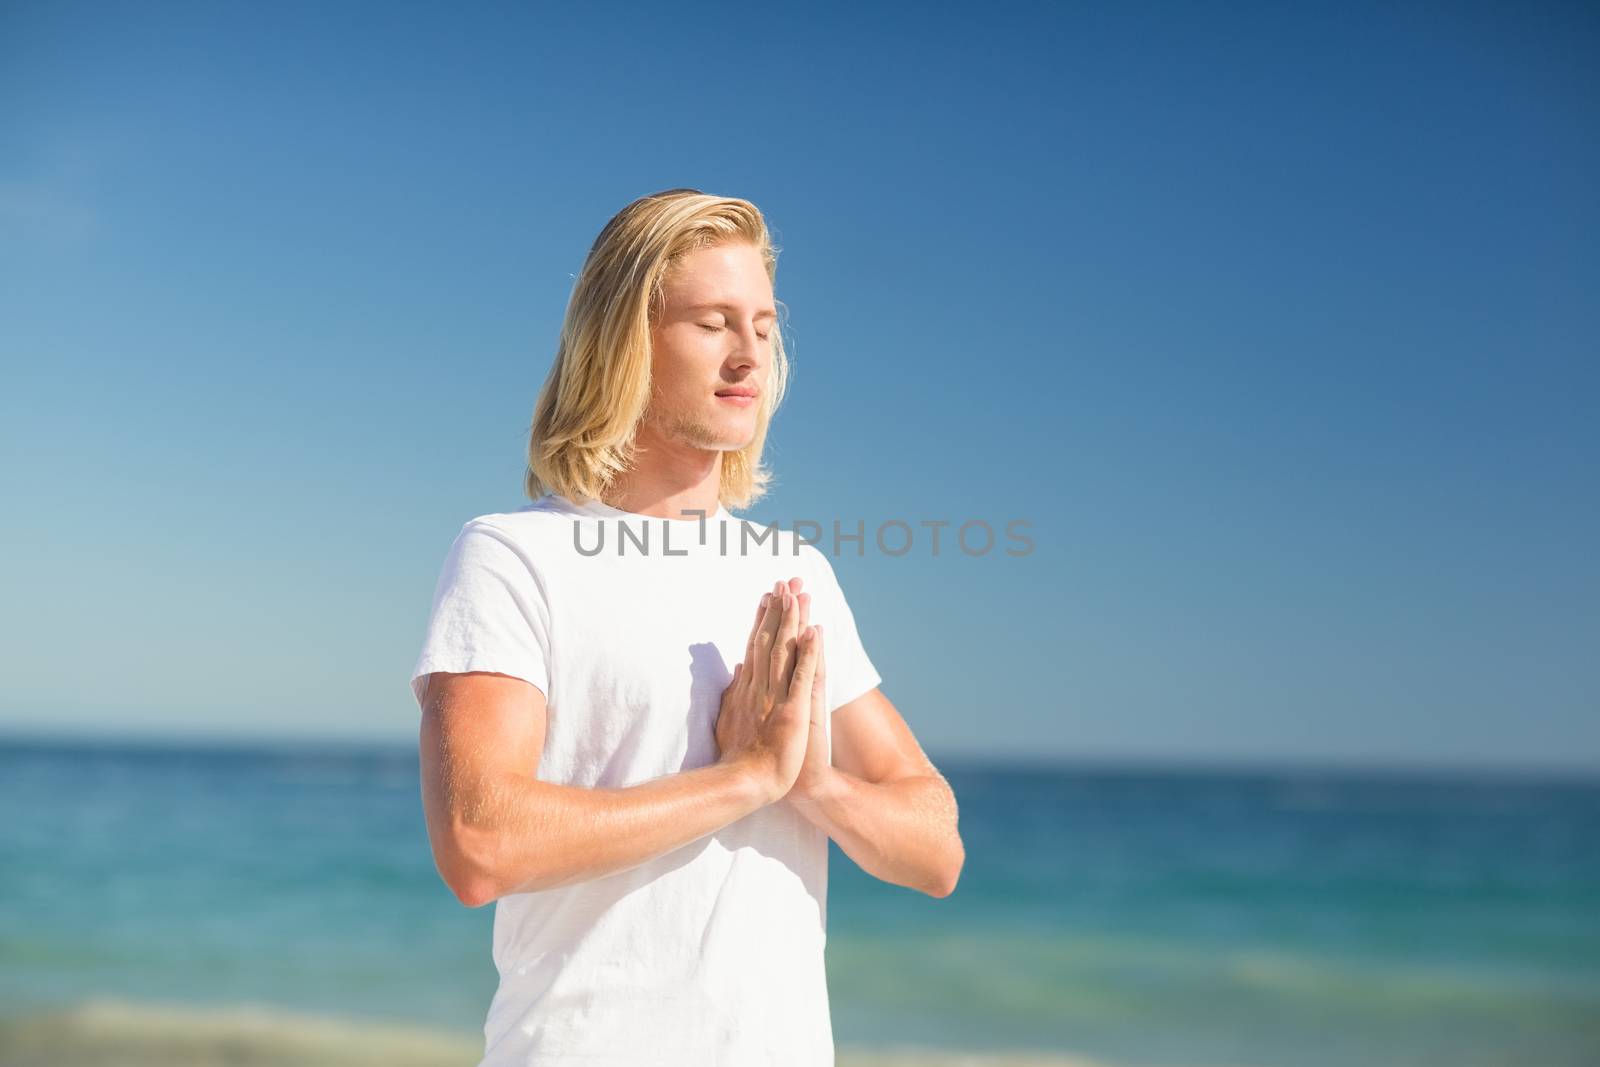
[715,386,759,398]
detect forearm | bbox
[452,760,769,903]
[789,767,963,897]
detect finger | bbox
[771,587,801,699]
[789,579,808,668]
[745,591,771,668]
[771,585,796,694]
[786,625,820,706]
[754,581,783,696]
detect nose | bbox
[728,323,768,373]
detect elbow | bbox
[437,825,505,909]
[452,876,499,910]
[925,841,965,899]
[446,860,499,909]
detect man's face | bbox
[645,240,775,452]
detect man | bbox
[409,188,963,1066]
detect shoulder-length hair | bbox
[524,187,790,513]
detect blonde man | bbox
[410,188,963,1066]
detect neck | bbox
[603,422,724,520]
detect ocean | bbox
[1,737,1595,1066]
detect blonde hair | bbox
[524,187,790,513]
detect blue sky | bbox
[3,1,1595,771]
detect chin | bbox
[710,430,758,451]
[677,421,755,452]
[709,413,759,444]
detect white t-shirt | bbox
[409,491,882,1066]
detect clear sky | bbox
[3,1,1595,772]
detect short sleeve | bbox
[802,546,882,715]
[409,519,552,711]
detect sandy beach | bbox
[0,998,1117,1067]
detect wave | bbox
[0,996,1122,1067]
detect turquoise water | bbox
[2,737,1596,1066]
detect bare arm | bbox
[419,582,816,908]
[420,670,769,906]
[788,682,964,899]
[766,576,964,899]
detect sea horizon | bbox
[3,726,1596,785]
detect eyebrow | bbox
[686,302,778,321]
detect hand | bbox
[780,579,832,808]
[715,579,821,804]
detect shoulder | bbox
[465,493,570,530]
[455,497,581,550]
[794,539,845,592]
[795,539,828,568]
[434,501,581,584]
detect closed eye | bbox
[701,323,771,342]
